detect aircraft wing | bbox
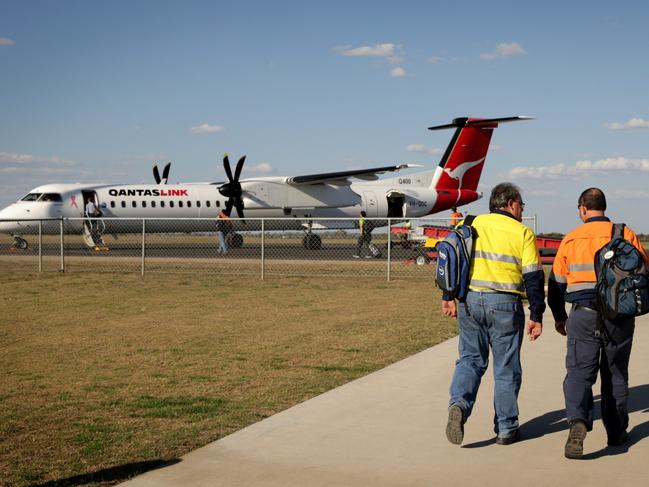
[286,163,421,186]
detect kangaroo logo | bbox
[443,158,485,188]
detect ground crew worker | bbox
[548,188,649,459]
[354,210,373,258]
[442,182,545,446]
[450,206,463,227]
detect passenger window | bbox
[170,201,175,208]
[216,200,220,207]
[206,201,211,208]
[160,201,165,208]
[110,201,115,208]
[121,201,126,208]
[151,201,156,208]
[196,201,201,208]
[142,201,147,208]
[179,201,183,208]
[132,201,137,208]
[187,201,192,208]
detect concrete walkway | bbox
[123,313,649,487]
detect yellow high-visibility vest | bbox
[467,213,542,296]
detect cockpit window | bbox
[21,193,42,201]
[39,193,63,202]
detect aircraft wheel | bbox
[226,232,244,248]
[13,236,29,250]
[415,254,430,266]
[303,234,322,250]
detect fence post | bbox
[387,218,391,282]
[59,218,65,272]
[534,214,538,235]
[38,220,42,273]
[261,219,265,281]
[141,219,146,277]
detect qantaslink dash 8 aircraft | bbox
[0,116,531,250]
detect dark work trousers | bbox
[564,305,635,438]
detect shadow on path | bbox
[29,458,181,487]
[463,383,649,452]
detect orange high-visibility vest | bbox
[551,221,649,293]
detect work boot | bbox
[446,405,465,445]
[496,428,521,445]
[564,420,587,459]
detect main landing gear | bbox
[302,233,322,250]
[226,232,244,248]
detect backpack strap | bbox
[464,215,476,227]
[612,223,625,239]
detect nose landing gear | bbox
[12,236,29,250]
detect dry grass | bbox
[0,272,455,486]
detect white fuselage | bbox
[0,170,463,236]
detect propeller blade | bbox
[234,155,246,181]
[162,162,171,184]
[224,198,234,216]
[234,199,245,219]
[223,153,234,182]
[153,164,161,184]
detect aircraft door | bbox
[362,191,378,217]
[387,192,405,218]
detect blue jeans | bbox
[449,291,525,436]
[216,231,227,254]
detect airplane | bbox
[0,116,531,250]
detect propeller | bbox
[218,153,246,218]
[152,162,171,184]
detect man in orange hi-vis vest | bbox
[450,206,463,227]
[548,188,649,459]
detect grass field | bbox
[0,272,455,486]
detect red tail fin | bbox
[429,116,531,191]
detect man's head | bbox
[577,187,606,221]
[360,210,366,217]
[489,182,525,222]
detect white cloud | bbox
[406,144,443,156]
[250,162,273,174]
[480,42,527,60]
[606,118,649,130]
[428,56,444,64]
[0,151,78,167]
[333,43,398,58]
[529,189,559,197]
[190,123,224,134]
[389,66,407,78]
[0,37,15,46]
[609,189,649,199]
[509,157,649,180]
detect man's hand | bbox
[526,321,542,341]
[554,321,567,336]
[441,300,457,318]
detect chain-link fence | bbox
[0,216,538,279]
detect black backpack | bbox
[594,223,649,322]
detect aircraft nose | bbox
[0,204,21,234]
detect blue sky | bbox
[1,0,648,233]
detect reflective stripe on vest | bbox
[474,250,522,266]
[469,279,524,293]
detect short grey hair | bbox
[489,182,522,212]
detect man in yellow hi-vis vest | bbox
[442,182,545,446]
